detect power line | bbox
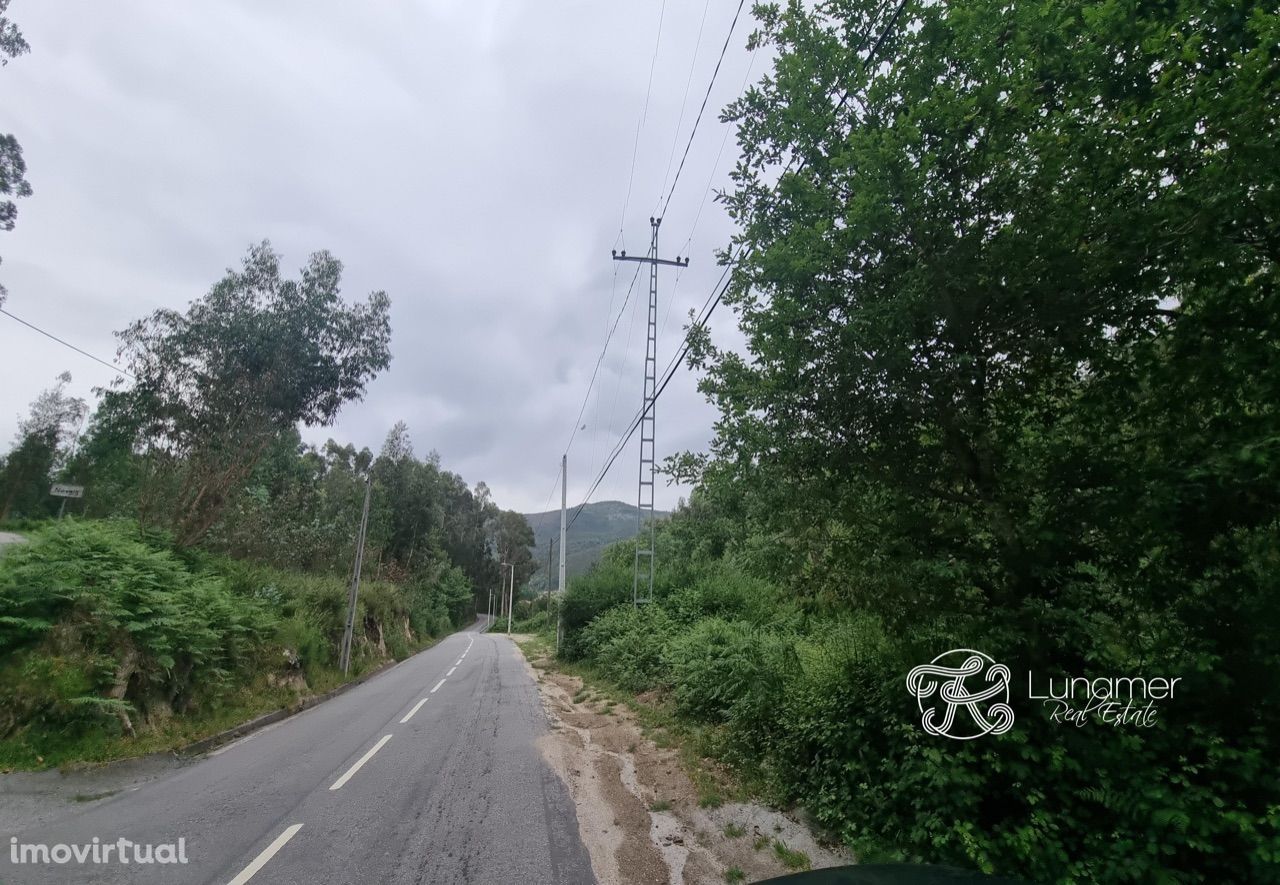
[562,257,645,462]
[568,255,734,531]
[656,0,748,219]
[1,306,135,381]
[677,44,759,254]
[618,0,669,247]
[565,0,750,520]
[568,0,912,528]
[654,0,714,212]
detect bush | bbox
[0,519,450,755]
[558,551,634,660]
[665,619,776,723]
[659,560,793,628]
[578,604,676,691]
[0,520,274,736]
[743,617,1280,882]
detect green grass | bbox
[0,679,296,771]
[723,822,746,838]
[725,867,746,883]
[753,835,769,851]
[649,799,673,812]
[772,840,810,871]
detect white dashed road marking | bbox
[225,823,303,885]
[399,698,428,724]
[329,735,392,791]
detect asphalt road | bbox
[0,618,596,884]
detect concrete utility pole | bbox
[546,537,554,619]
[613,219,687,604]
[339,474,373,675]
[502,562,515,635]
[558,453,567,650]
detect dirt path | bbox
[513,636,851,885]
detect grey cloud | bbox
[1,1,758,512]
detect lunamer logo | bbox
[906,649,1014,740]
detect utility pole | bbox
[339,474,373,675]
[546,536,554,618]
[502,562,515,635]
[613,218,687,604]
[558,453,567,649]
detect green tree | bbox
[703,0,1278,626]
[0,372,86,521]
[663,0,1280,878]
[113,241,391,546]
[494,508,537,594]
[0,0,32,302]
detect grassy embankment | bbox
[0,519,454,770]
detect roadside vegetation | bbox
[0,243,536,769]
[549,1,1279,882]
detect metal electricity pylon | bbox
[612,217,688,604]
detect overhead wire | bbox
[567,0,913,527]
[655,0,748,219]
[617,0,669,250]
[552,0,669,519]
[1,306,135,381]
[653,0,714,214]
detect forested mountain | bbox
[523,500,668,590]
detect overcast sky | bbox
[0,1,762,514]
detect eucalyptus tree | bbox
[0,0,32,302]
[113,241,392,546]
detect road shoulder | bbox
[511,634,852,885]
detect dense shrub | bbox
[665,618,771,722]
[0,520,273,737]
[0,519,461,754]
[751,622,1280,882]
[561,520,1280,882]
[659,560,794,628]
[578,603,675,691]
[558,547,634,660]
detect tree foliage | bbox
[0,0,32,301]
[564,0,1279,880]
[113,241,392,546]
[0,372,86,521]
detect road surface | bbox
[0,618,595,884]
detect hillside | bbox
[523,500,668,591]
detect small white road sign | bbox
[49,483,85,499]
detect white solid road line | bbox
[447,666,457,676]
[225,823,303,885]
[328,734,392,791]
[430,678,446,693]
[399,698,429,724]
